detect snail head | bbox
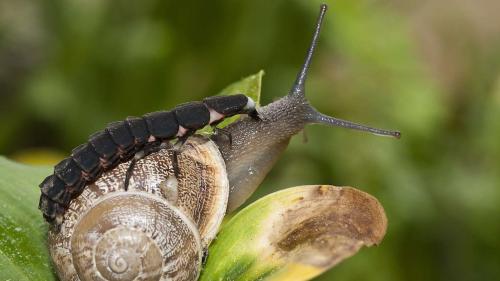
[256,4,401,139]
[213,4,401,212]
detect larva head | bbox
[212,4,400,212]
[204,94,257,124]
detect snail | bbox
[46,4,400,281]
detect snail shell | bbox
[48,136,229,281]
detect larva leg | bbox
[123,159,136,191]
[202,247,209,266]
[123,141,168,191]
[171,132,195,177]
[172,150,179,178]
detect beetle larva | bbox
[39,94,257,223]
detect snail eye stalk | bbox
[289,4,328,98]
[289,4,400,139]
[307,109,402,138]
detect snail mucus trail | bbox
[39,3,401,225]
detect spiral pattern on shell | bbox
[48,137,229,281]
[71,192,201,281]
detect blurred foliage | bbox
[1,0,500,280]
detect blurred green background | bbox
[1,0,499,280]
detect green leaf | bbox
[217,70,263,105]
[200,70,264,134]
[200,185,387,281]
[0,157,56,280]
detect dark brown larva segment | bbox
[71,143,101,178]
[39,175,71,206]
[106,121,135,159]
[39,194,65,222]
[143,111,178,139]
[38,95,255,224]
[126,117,149,147]
[174,102,211,130]
[89,130,120,169]
[54,157,83,188]
[203,94,249,116]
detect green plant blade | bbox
[200,185,387,281]
[217,70,263,106]
[0,157,56,280]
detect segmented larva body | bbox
[38,94,257,223]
